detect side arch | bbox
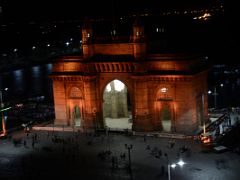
[67,86,84,127]
[154,84,176,132]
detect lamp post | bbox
[168,159,185,180]
[0,88,8,136]
[125,144,133,172]
[202,93,206,134]
[212,86,218,109]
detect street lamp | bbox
[168,159,185,180]
[0,88,8,136]
[212,86,218,109]
[125,144,133,172]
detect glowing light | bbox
[161,87,168,93]
[105,80,125,92]
[177,160,185,167]
[114,80,124,91]
[171,163,176,168]
[106,84,111,92]
[194,13,211,20]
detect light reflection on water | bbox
[0,63,53,103]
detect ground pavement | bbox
[0,128,240,180]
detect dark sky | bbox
[1,0,223,22]
[0,0,237,64]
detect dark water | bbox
[0,63,240,109]
[0,63,53,104]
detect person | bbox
[34,133,37,141]
[32,141,35,148]
[111,156,115,170]
[170,139,175,148]
[23,140,27,147]
[47,131,50,138]
[144,134,147,142]
[158,149,162,157]
[161,165,165,176]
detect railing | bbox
[93,36,130,43]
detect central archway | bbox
[103,79,132,131]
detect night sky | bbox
[1,0,226,21]
[0,0,237,64]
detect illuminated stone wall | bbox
[50,19,209,135]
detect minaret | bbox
[82,18,93,59]
[132,16,146,60]
[133,16,144,42]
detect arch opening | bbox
[73,105,81,127]
[161,103,172,132]
[68,87,82,127]
[156,85,174,132]
[103,80,132,131]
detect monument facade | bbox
[50,19,209,134]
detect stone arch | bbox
[102,78,133,130]
[100,77,132,97]
[155,84,175,132]
[69,86,83,98]
[67,86,84,127]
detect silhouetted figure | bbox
[23,140,27,147]
[32,141,35,148]
[161,165,165,176]
[158,150,162,157]
[144,134,147,142]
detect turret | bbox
[132,16,146,60]
[133,16,145,43]
[82,18,93,58]
[82,18,93,44]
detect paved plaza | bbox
[0,127,240,180]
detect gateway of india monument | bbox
[50,17,209,135]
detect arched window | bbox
[69,87,82,99]
[157,85,173,101]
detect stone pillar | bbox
[83,78,97,128]
[82,19,93,59]
[132,17,146,60]
[53,81,68,126]
[133,80,151,131]
[175,82,197,134]
[110,82,118,118]
[122,87,128,117]
[133,43,146,60]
